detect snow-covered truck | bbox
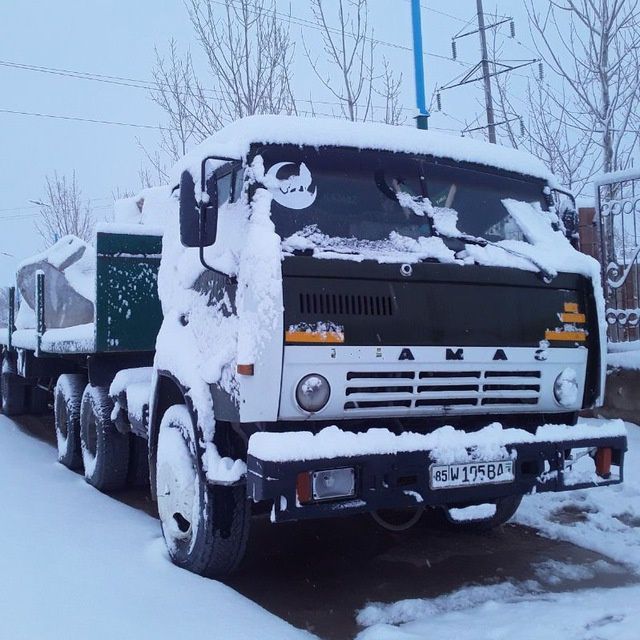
[0,116,627,578]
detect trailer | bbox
[0,115,628,578]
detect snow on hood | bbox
[172,115,556,186]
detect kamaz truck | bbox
[0,116,627,578]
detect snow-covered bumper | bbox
[246,421,627,523]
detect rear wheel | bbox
[80,384,130,492]
[1,353,26,416]
[156,404,250,577]
[54,374,86,470]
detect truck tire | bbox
[1,354,27,416]
[156,404,250,578]
[80,384,130,492]
[54,374,86,470]
[443,494,523,532]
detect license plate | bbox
[430,460,515,489]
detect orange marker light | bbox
[595,447,612,478]
[296,472,313,504]
[237,364,254,376]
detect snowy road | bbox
[1,415,638,640]
[0,415,311,640]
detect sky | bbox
[0,0,540,284]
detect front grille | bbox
[344,368,541,412]
[299,292,394,317]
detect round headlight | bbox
[296,374,331,413]
[553,368,579,407]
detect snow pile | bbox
[174,115,555,186]
[282,225,457,265]
[40,323,95,353]
[16,235,95,329]
[154,169,250,483]
[236,158,284,370]
[448,503,497,522]
[608,343,640,371]
[357,581,640,640]
[514,418,640,572]
[109,185,174,236]
[109,367,153,421]
[248,420,627,464]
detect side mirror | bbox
[552,188,578,246]
[201,159,219,248]
[179,170,200,247]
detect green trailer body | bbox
[94,231,163,354]
[0,231,163,356]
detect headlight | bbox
[296,374,331,413]
[553,368,579,407]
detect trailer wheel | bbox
[443,494,523,532]
[1,354,27,416]
[156,404,250,578]
[54,374,86,470]
[80,384,130,492]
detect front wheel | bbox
[156,404,250,578]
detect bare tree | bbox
[527,0,640,174]
[149,0,297,166]
[488,25,598,194]
[375,58,405,126]
[36,172,94,245]
[303,0,404,124]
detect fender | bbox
[148,370,198,500]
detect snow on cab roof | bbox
[173,115,556,185]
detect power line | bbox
[0,58,423,115]
[0,108,169,130]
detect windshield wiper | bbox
[456,233,556,283]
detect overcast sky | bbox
[0,0,536,283]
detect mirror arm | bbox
[198,206,237,285]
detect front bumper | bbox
[246,421,627,523]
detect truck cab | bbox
[145,116,626,577]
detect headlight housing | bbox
[553,367,579,407]
[296,374,331,413]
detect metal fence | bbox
[596,170,640,344]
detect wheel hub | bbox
[156,426,199,549]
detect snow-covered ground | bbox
[357,419,640,640]
[0,416,312,640]
[1,414,638,640]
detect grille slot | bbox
[347,371,415,380]
[343,368,542,413]
[345,400,412,409]
[485,370,540,378]
[416,398,478,407]
[299,292,394,317]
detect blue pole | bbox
[411,0,429,129]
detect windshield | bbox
[258,146,548,245]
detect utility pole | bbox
[410,0,430,130]
[435,6,539,141]
[476,0,496,143]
